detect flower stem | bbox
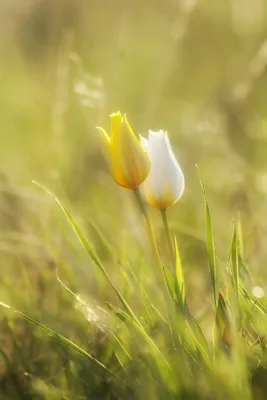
[133,189,180,344]
[133,188,164,281]
[161,209,175,265]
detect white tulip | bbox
[140,130,184,210]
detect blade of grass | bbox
[133,187,166,288]
[163,265,176,302]
[214,292,232,351]
[88,219,119,262]
[236,215,251,281]
[32,181,140,327]
[176,317,212,368]
[56,269,132,363]
[106,302,172,372]
[0,301,130,388]
[123,262,168,324]
[236,213,244,259]
[161,268,211,367]
[161,209,175,264]
[230,222,239,307]
[196,165,217,307]
[174,237,185,307]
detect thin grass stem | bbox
[133,188,165,285]
[161,209,175,265]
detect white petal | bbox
[142,130,184,209]
[139,135,149,152]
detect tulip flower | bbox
[140,130,184,210]
[97,112,150,189]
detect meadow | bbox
[1,0,267,399]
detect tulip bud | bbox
[140,130,184,210]
[97,112,150,189]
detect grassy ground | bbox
[1,0,267,399]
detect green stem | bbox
[133,188,164,282]
[133,189,181,347]
[161,209,175,265]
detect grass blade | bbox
[214,293,232,351]
[174,237,185,307]
[32,181,140,327]
[0,301,129,388]
[230,222,239,304]
[163,265,176,301]
[196,165,217,306]
[106,302,172,372]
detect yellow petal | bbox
[144,184,179,210]
[110,111,123,145]
[109,112,150,189]
[96,127,110,147]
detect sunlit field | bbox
[1,1,267,399]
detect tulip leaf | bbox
[196,166,217,306]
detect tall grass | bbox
[1,172,266,399]
[1,1,267,399]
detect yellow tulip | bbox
[97,112,150,189]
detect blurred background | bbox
[1,0,267,397]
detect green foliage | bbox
[1,1,267,399]
[196,165,217,307]
[2,180,267,399]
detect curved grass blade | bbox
[32,181,140,327]
[0,301,130,388]
[163,265,176,302]
[56,269,132,363]
[236,214,243,259]
[214,292,232,351]
[88,219,119,262]
[174,237,185,308]
[163,260,185,313]
[196,165,217,306]
[106,302,172,372]
[230,222,239,309]
[230,223,238,289]
[123,263,167,324]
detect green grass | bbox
[1,0,267,399]
[2,173,267,400]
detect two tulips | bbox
[97,111,184,210]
